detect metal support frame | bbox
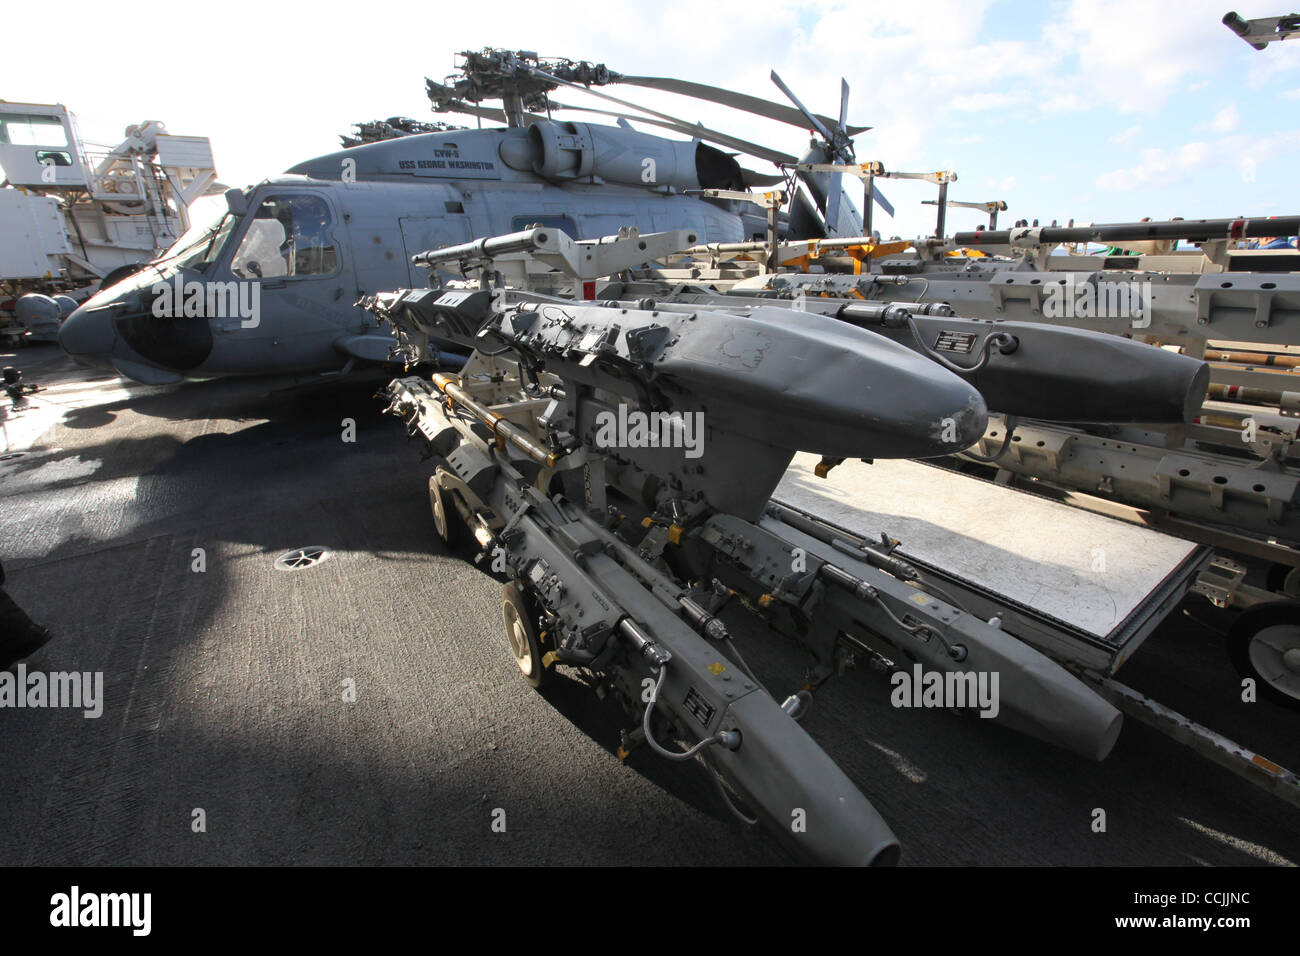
[687,188,787,273]
[922,197,1008,231]
[1224,10,1300,49]
[1093,676,1300,809]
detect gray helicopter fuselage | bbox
[56,124,747,384]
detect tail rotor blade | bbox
[872,182,895,218]
[770,70,835,143]
[826,170,843,234]
[839,78,849,138]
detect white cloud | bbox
[1042,0,1241,114]
[1179,141,1210,166]
[1232,129,1300,164]
[1210,104,1239,132]
[1097,148,1172,191]
[1096,140,1209,191]
[1040,92,1090,114]
[1108,125,1143,145]
[1096,131,1300,191]
[950,92,1029,112]
[1245,29,1300,87]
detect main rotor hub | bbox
[427,48,621,124]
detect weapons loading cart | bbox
[361,227,1297,865]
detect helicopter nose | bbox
[58,304,118,368]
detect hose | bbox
[872,591,965,661]
[961,415,1020,463]
[707,765,759,826]
[905,312,1017,375]
[641,668,730,762]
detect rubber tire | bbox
[428,470,466,550]
[1227,600,1300,711]
[502,582,549,689]
[1265,563,1300,600]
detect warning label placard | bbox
[934,330,977,354]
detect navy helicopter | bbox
[58,49,889,385]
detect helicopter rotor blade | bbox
[770,70,836,144]
[548,101,797,166]
[530,66,801,165]
[432,100,514,124]
[741,168,787,188]
[616,75,869,137]
[431,85,795,167]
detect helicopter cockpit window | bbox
[156,208,238,273]
[230,194,338,279]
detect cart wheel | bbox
[1227,601,1300,711]
[429,471,465,549]
[502,582,550,689]
[1265,563,1300,600]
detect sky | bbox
[3,0,1298,240]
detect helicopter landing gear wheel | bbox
[1227,601,1300,711]
[429,471,465,549]
[502,582,550,689]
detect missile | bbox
[487,301,990,464]
[836,304,1209,424]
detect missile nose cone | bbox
[58,304,117,364]
[934,395,989,451]
[794,320,991,459]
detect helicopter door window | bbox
[230,194,338,279]
[230,219,288,278]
